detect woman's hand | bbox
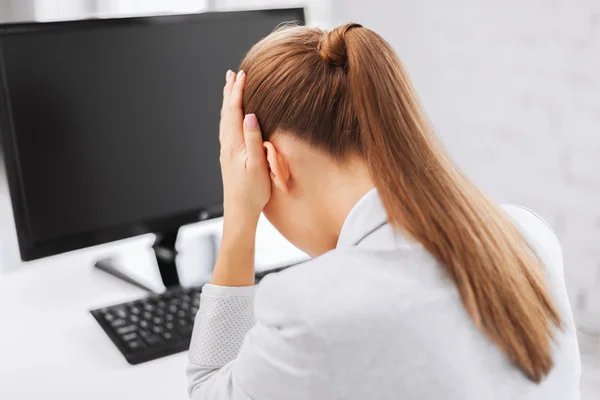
[219,70,271,223]
[210,70,271,287]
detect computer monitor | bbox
[0,8,305,287]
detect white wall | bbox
[30,1,323,23]
[0,161,20,275]
[34,0,95,20]
[95,0,207,17]
[215,0,329,26]
[31,1,210,20]
[93,0,323,23]
[331,0,600,330]
[0,0,36,22]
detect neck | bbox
[310,158,374,254]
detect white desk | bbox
[0,217,307,400]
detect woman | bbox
[186,23,581,399]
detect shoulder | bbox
[501,204,563,272]
[255,249,354,299]
[501,204,555,235]
[254,245,437,330]
[254,249,364,320]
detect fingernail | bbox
[244,114,258,129]
[238,70,245,79]
[226,70,233,82]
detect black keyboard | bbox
[91,265,292,365]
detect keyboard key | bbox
[152,325,163,334]
[140,320,149,329]
[139,330,163,346]
[122,332,138,341]
[130,306,141,315]
[143,311,152,320]
[103,312,115,322]
[116,325,137,335]
[175,321,194,335]
[144,303,155,311]
[115,308,127,319]
[165,314,175,321]
[177,318,189,327]
[165,322,174,330]
[177,310,187,318]
[111,318,126,328]
[156,308,165,315]
[126,339,146,352]
[153,317,163,325]
[130,315,139,323]
[168,305,177,313]
[161,331,177,341]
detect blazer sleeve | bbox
[186,274,328,400]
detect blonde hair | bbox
[240,23,560,382]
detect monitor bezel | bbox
[0,8,305,261]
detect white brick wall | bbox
[332,0,600,330]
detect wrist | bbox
[222,212,260,235]
[219,226,256,252]
[211,216,258,287]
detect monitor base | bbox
[94,229,219,293]
[94,257,158,294]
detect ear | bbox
[263,141,290,194]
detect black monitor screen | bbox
[0,9,304,259]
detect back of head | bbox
[240,23,561,383]
[241,24,360,157]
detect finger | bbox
[219,70,236,145]
[222,71,246,149]
[221,70,235,116]
[243,114,265,164]
[229,70,246,110]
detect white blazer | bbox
[186,189,581,399]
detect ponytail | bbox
[241,23,561,382]
[342,24,560,382]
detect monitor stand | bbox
[93,229,219,294]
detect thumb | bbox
[243,114,265,163]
